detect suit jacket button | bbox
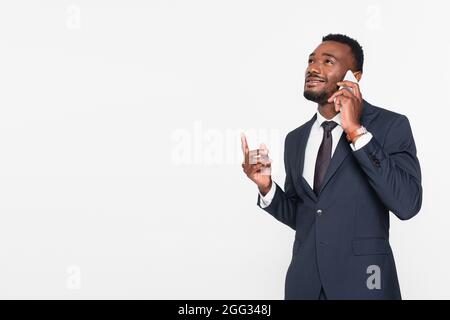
[317,209,322,216]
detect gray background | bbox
[0,0,447,299]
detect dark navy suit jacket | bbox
[257,100,422,300]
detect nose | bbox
[306,61,321,76]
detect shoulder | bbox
[365,100,406,122]
[364,101,415,147]
[365,100,410,123]
[364,100,411,133]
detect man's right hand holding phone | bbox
[241,133,272,196]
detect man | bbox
[241,34,422,300]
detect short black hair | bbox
[322,34,364,72]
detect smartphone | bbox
[334,70,358,104]
[339,70,359,93]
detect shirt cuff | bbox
[350,132,373,151]
[258,181,276,208]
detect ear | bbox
[353,71,362,82]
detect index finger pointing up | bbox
[241,132,250,163]
[241,133,249,153]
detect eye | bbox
[308,58,314,64]
[325,59,334,65]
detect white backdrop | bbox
[0,0,448,299]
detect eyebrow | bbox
[309,52,338,60]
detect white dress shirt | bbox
[259,111,372,208]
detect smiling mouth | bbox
[306,78,326,84]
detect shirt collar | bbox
[316,110,342,128]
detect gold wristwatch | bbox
[346,126,367,143]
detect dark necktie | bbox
[313,120,338,195]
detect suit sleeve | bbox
[256,134,300,230]
[352,115,422,220]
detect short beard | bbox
[303,89,329,105]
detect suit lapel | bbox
[295,114,318,201]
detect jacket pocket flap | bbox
[352,238,390,256]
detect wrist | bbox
[258,179,272,196]
[345,123,361,135]
[346,125,367,143]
